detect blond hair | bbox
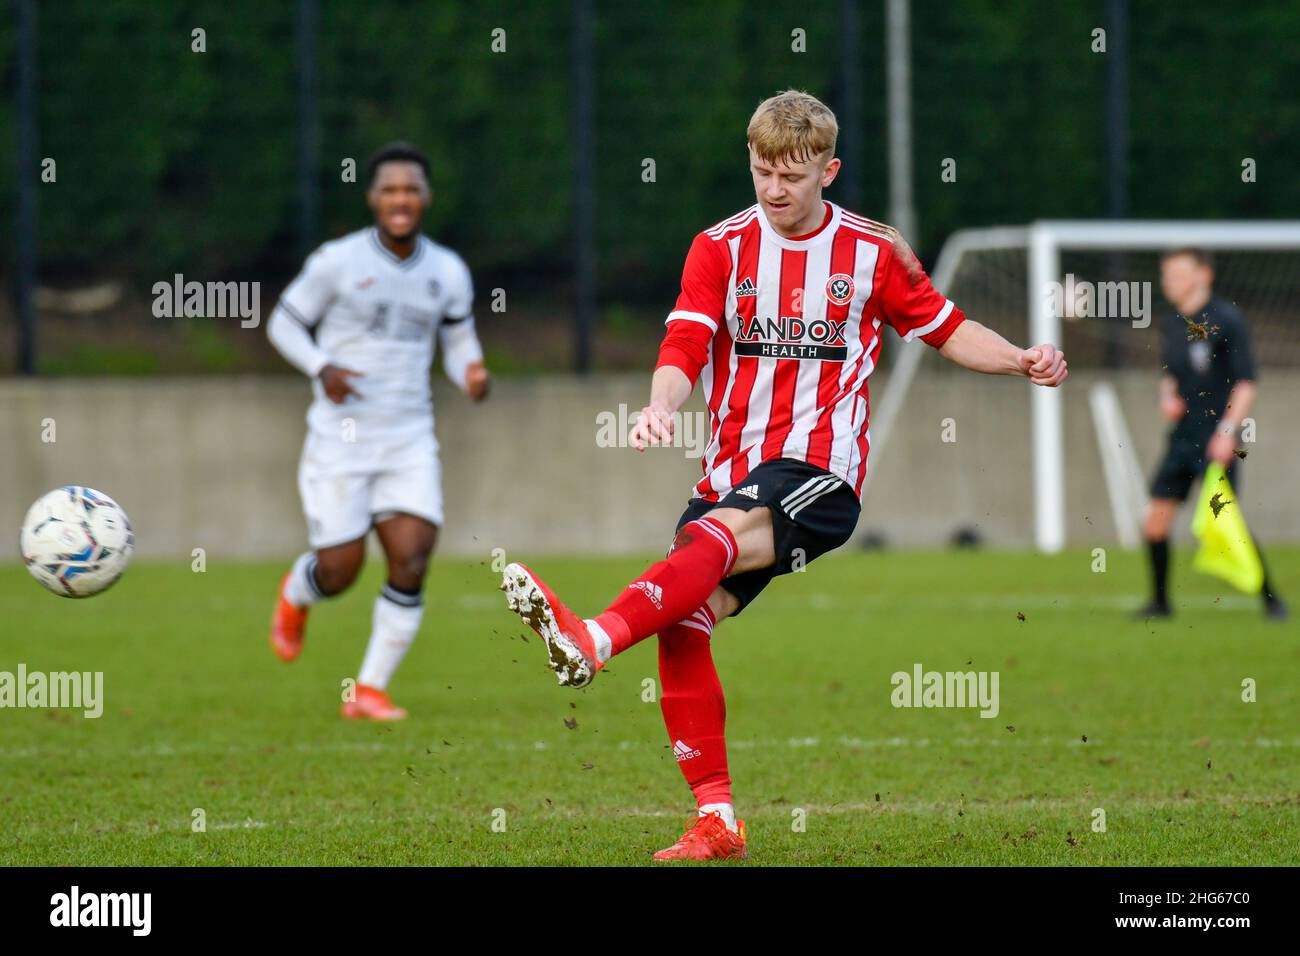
[747,90,839,166]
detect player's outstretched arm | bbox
[635,227,724,449]
[938,318,1068,387]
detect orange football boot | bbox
[500,562,604,687]
[341,684,408,721]
[653,811,747,861]
[270,573,309,662]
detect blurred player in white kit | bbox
[266,142,489,719]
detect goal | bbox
[862,221,1300,552]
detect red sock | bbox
[657,605,731,807]
[592,517,736,658]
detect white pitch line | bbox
[1,735,1297,762]
[209,819,269,831]
[11,791,1292,840]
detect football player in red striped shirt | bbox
[502,90,1067,860]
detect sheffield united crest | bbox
[826,273,855,305]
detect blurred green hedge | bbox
[1,0,1296,304]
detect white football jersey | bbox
[275,227,473,451]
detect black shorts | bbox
[1150,429,1238,501]
[675,458,861,616]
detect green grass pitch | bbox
[2,547,1297,866]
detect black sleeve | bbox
[1221,308,1258,383]
[1159,313,1177,372]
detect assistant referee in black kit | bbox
[1137,248,1287,620]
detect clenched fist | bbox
[1018,344,1068,387]
[464,362,490,402]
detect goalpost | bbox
[863,221,1300,552]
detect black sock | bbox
[381,580,423,607]
[1149,539,1170,607]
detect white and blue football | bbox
[19,486,134,598]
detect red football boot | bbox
[270,572,309,662]
[653,811,747,861]
[341,684,408,721]
[500,562,605,687]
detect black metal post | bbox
[1104,0,1129,367]
[571,0,596,374]
[839,0,864,213]
[296,0,320,260]
[16,0,38,374]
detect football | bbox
[19,486,134,598]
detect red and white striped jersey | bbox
[656,201,966,500]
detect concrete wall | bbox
[861,368,1300,548]
[2,370,1297,561]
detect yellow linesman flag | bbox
[1191,462,1264,593]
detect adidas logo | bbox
[735,484,759,500]
[630,580,664,610]
[673,739,702,762]
[734,277,757,297]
